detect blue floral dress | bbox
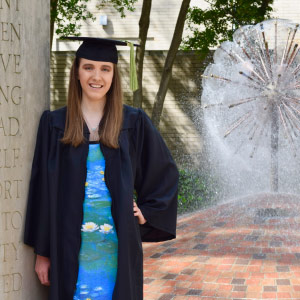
[73,142,118,300]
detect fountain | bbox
[201,19,300,199]
[142,20,300,299]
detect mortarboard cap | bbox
[63,37,139,91]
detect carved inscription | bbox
[0,180,22,200]
[0,0,20,11]
[0,0,24,295]
[1,273,22,293]
[0,117,20,136]
[0,22,21,42]
[0,54,21,73]
[0,242,20,262]
[1,211,22,231]
[0,148,21,168]
[0,85,22,105]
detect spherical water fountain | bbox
[201,19,300,200]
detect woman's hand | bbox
[35,255,50,286]
[133,201,147,225]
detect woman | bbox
[24,37,178,300]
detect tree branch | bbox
[151,0,191,127]
[50,0,59,49]
[133,0,152,108]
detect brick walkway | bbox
[143,193,300,300]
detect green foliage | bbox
[178,168,217,214]
[52,0,95,37]
[97,0,138,18]
[51,0,138,39]
[182,0,274,54]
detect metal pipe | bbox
[224,112,252,138]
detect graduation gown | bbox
[23,105,178,300]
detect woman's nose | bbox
[92,69,102,80]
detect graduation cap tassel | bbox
[127,41,139,92]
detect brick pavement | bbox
[143,193,300,300]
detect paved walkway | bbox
[143,193,300,300]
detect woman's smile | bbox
[89,83,104,89]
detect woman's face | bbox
[78,58,114,102]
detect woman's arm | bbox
[35,255,50,286]
[134,109,178,242]
[24,111,51,256]
[133,201,146,224]
[24,111,52,285]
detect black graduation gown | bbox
[23,105,178,300]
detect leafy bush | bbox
[178,168,217,214]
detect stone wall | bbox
[0,0,49,299]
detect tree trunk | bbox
[151,0,191,127]
[259,0,273,16]
[50,0,59,50]
[133,0,152,108]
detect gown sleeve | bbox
[23,110,51,257]
[134,109,178,242]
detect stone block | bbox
[0,0,49,299]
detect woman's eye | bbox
[102,68,110,72]
[84,66,93,70]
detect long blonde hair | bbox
[61,57,123,148]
